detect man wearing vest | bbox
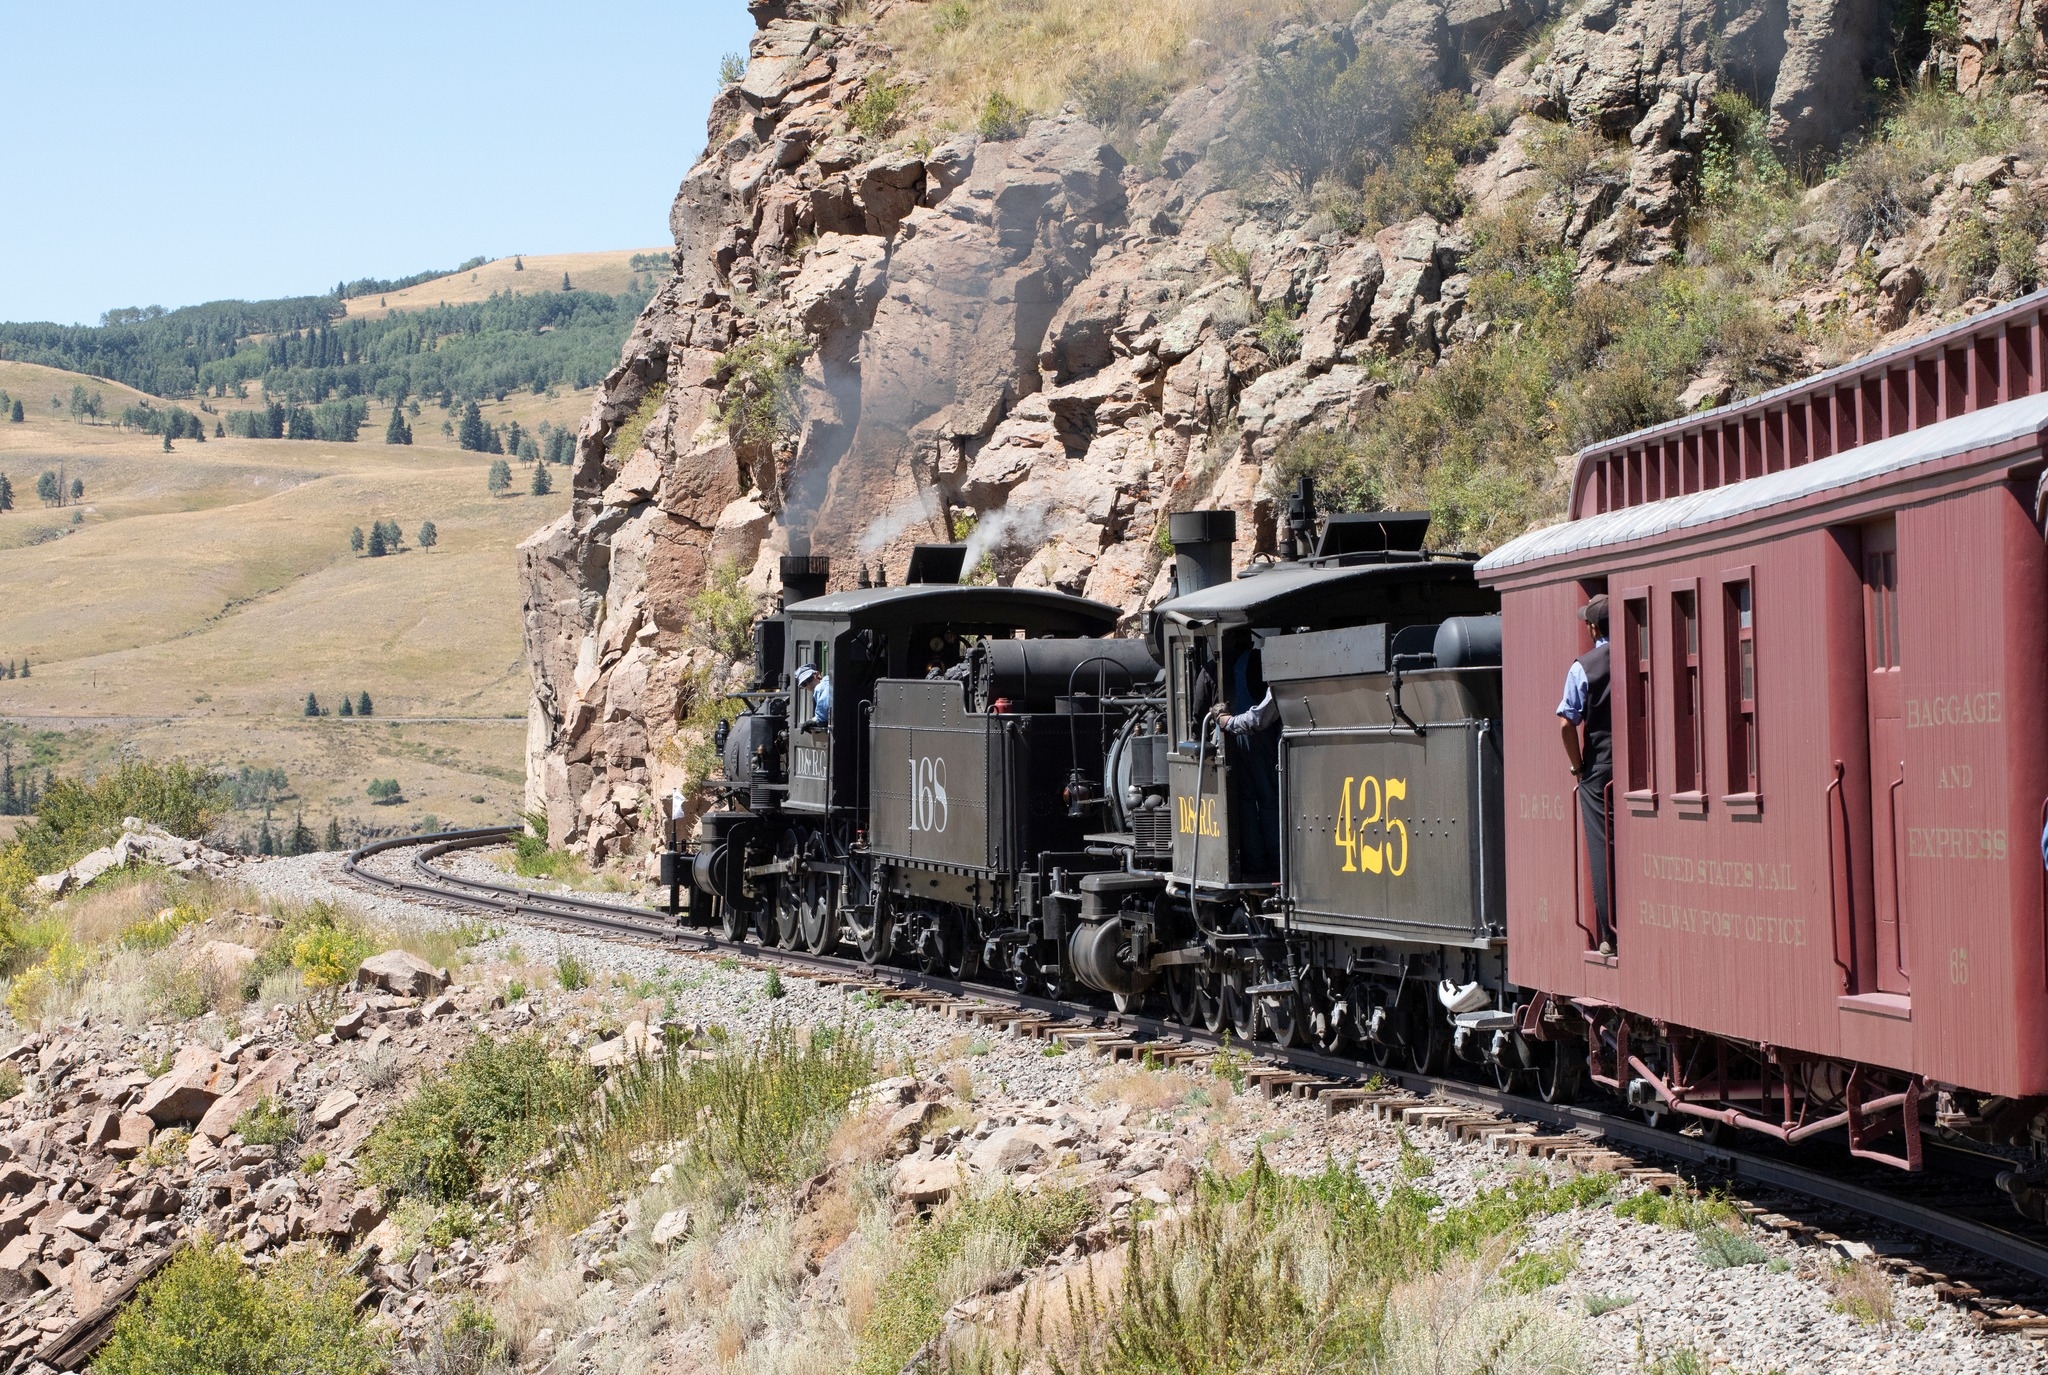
[1557,594,1615,955]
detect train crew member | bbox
[794,663,830,727]
[1213,688,1281,876]
[1556,594,1615,955]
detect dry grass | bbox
[1826,1257,1895,1329]
[872,0,1353,136]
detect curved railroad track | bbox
[342,826,2048,1345]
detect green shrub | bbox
[762,968,785,1000]
[294,921,374,990]
[689,559,760,662]
[13,760,227,876]
[556,953,589,991]
[714,330,804,453]
[1614,1187,1738,1232]
[851,75,913,138]
[0,1064,21,1101]
[1501,1239,1578,1292]
[235,1096,296,1147]
[1582,1291,1635,1316]
[1222,36,1422,198]
[1696,1223,1770,1268]
[607,383,667,461]
[96,1243,384,1375]
[359,1031,593,1202]
[977,91,1025,141]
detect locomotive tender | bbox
[687,289,2048,1209]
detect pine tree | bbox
[485,425,504,455]
[514,256,524,271]
[340,695,354,717]
[487,459,512,495]
[417,520,437,549]
[562,272,572,291]
[1,758,15,815]
[351,526,364,553]
[290,810,315,855]
[381,519,404,549]
[458,401,488,452]
[358,691,373,717]
[36,472,57,505]
[17,659,26,678]
[162,433,172,452]
[506,421,524,456]
[0,472,12,512]
[531,462,552,496]
[367,526,386,556]
[305,692,320,717]
[257,809,276,856]
[69,478,82,501]
[8,402,21,423]
[323,816,343,850]
[214,420,224,438]
[384,406,412,445]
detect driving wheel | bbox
[798,873,840,954]
[1223,963,1260,1044]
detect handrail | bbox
[1570,773,1595,950]
[1888,761,1907,980]
[1824,761,1852,994]
[2039,794,2047,990]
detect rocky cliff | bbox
[522,0,2048,861]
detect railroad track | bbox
[343,827,2048,1346]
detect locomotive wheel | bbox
[1166,965,1201,1026]
[1263,976,1306,1049]
[850,903,891,966]
[798,875,840,954]
[1407,1002,1450,1075]
[772,881,803,949]
[719,898,750,945]
[1197,970,1226,1034]
[1535,1042,1582,1105]
[1222,965,1260,1044]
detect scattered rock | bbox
[892,1157,964,1204]
[354,950,450,999]
[312,1090,360,1131]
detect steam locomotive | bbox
[683,486,1555,1090]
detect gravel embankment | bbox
[241,850,2048,1375]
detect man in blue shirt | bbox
[794,663,830,727]
[1557,595,1614,954]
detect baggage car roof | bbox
[1477,387,2048,576]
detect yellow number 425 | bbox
[1336,775,1409,877]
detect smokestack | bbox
[905,544,968,584]
[1168,511,1236,595]
[1280,477,1316,562]
[780,555,831,603]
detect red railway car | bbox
[1477,293,2048,1190]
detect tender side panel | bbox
[868,681,995,870]
[1282,721,1498,942]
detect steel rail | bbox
[344,828,2048,1286]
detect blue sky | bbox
[0,0,756,324]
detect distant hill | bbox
[0,249,667,406]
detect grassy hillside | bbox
[341,249,667,321]
[0,360,579,844]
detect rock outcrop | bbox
[521,0,2048,860]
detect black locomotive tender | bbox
[684,488,1537,1083]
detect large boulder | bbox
[136,1065,223,1128]
[353,949,449,999]
[196,1053,300,1143]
